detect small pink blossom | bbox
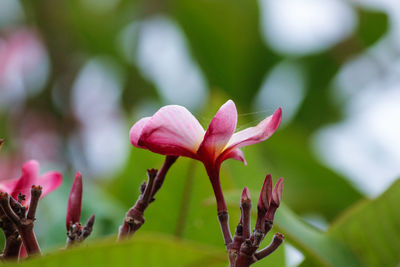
[130,100,282,212]
[0,160,62,207]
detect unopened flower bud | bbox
[241,187,251,204]
[66,172,83,230]
[257,174,272,213]
[265,178,284,222]
[255,174,273,231]
[271,178,283,207]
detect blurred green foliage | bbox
[0,0,394,266]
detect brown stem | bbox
[0,212,22,260]
[0,193,21,226]
[264,220,273,235]
[236,239,256,267]
[118,157,177,240]
[208,170,232,248]
[80,214,95,241]
[150,155,178,197]
[2,231,22,260]
[254,233,284,261]
[0,188,42,256]
[217,211,233,249]
[18,186,42,255]
[66,214,96,247]
[140,169,158,207]
[18,222,40,255]
[27,186,42,220]
[241,200,251,240]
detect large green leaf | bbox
[327,178,400,267]
[4,233,227,267]
[276,204,360,267]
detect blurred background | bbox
[0,0,399,266]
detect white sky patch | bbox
[258,0,356,55]
[254,60,306,126]
[285,243,305,267]
[313,0,400,196]
[135,16,207,110]
[70,58,128,178]
[314,86,400,196]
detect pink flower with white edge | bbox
[129,100,282,212]
[0,160,63,207]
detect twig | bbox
[240,188,251,240]
[254,233,284,260]
[0,187,42,256]
[118,155,177,240]
[0,211,22,260]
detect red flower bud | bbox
[271,178,283,207]
[265,178,284,222]
[257,174,272,213]
[66,172,83,229]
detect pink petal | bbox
[139,105,205,158]
[224,107,282,151]
[38,171,63,198]
[218,148,247,166]
[197,100,237,163]
[66,172,82,229]
[129,117,151,148]
[19,245,27,259]
[10,160,39,200]
[0,178,18,194]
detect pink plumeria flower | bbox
[0,160,63,207]
[130,100,282,212]
[0,159,62,258]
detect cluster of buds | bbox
[227,175,284,267]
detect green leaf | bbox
[327,178,400,266]
[5,233,227,267]
[356,8,388,47]
[276,204,360,267]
